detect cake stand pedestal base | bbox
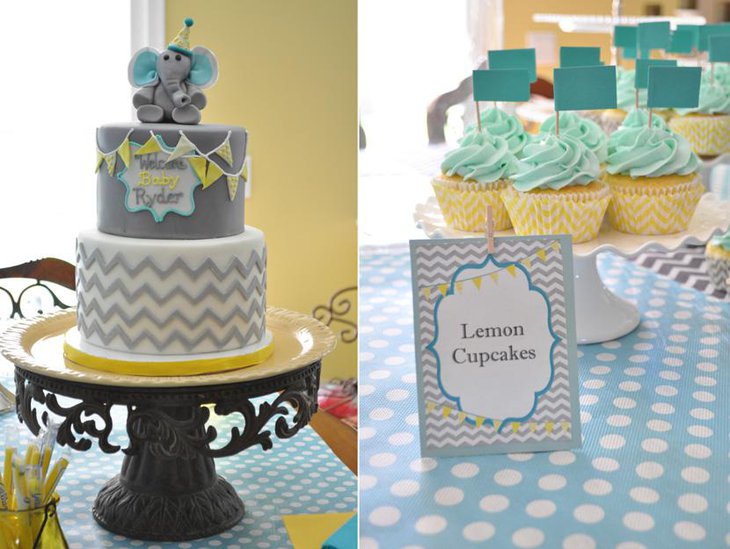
[574,254,640,345]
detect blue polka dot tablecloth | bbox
[0,373,356,549]
[359,244,729,549]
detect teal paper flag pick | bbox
[647,66,701,109]
[709,35,730,63]
[638,21,670,51]
[472,69,531,102]
[622,46,651,60]
[554,65,617,111]
[698,23,730,52]
[488,49,537,82]
[635,59,677,89]
[669,29,696,54]
[614,25,637,48]
[677,24,700,50]
[560,46,601,67]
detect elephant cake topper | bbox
[128,18,218,125]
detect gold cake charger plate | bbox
[0,306,337,388]
[414,193,730,344]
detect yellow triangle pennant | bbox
[242,157,249,182]
[537,248,547,261]
[511,422,520,433]
[493,420,502,432]
[489,272,499,283]
[521,257,532,269]
[472,277,482,290]
[215,136,234,165]
[226,175,239,201]
[561,421,571,432]
[426,401,436,415]
[117,137,131,168]
[166,133,197,162]
[423,286,431,300]
[104,152,117,176]
[204,160,224,188]
[546,421,554,433]
[134,135,162,156]
[551,241,561,252]
[438,284,448,297]
[506,264,517,277]
[188,157,208,185]
[95,150,104,173]
[442,406,452,418]
[455,281,463,294]
[475,416,485,428]
[457,412,466,424]
[530,422,537,432]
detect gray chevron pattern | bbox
[76,241,267,355]
[412,239,574,450]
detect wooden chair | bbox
[0,258,76,319]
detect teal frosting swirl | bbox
[616,67,646,111]
[616,107,668,130]
[606,124,700,177]
[539,112,608,162]
[512,134,600,191]
[441,131,518,183]
[463,108,528,156]
[711,230,730,251]
[674,72,730,115]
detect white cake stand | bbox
[414,194,730,345]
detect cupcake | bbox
[463,107,529,157]
[669,71,730,158]
[432,131,518,232]
[501,133,610,243]
[706,231,730,292]
[539,111,608,164]
[604,113,703,235]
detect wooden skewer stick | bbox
[555,110,560,137]
[476,101,482,133]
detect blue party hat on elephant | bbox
[169,18,195,57]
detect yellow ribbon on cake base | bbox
[63,340,274,377]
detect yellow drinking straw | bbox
[3,427,17,510]
[42,454,69,504]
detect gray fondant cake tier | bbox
[97,124,247,240]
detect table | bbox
[359,244,729,549]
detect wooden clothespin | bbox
[485,205,495,255]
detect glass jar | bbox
[0,496,68,548]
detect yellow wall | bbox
[166,0,357,379]
[503,0,682,79]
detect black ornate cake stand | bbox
[0,308,336,542]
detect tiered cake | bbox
[64,19,272,375]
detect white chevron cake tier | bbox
[72,227,269,366]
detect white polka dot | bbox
[538,474,567,491]
[574,504,605,524]
[562,534,596,549]
[451,462,479,478]
[597,353,616,361]
[678,493,708,513]
[415,515,447,535]
[512,527,545,548]
[636,462,664,480]
[641,438,668,453]
[590,366,611,375]
[684,444,712,459]
[602,340,622,349]
[402,373,417,383]
[369,369,391,380]
[688,425,713,438]
[369,453,396,468]
[434,486,464,506]
[410,458,437,473]
[390,480,420,497]
[361,475,377,491]
[651,403,674,415]
[607,415,632,427]
[623,512,654,532]
[369,339,389,348]
[386,389,409,402]
[462,521,495,542]
[479,494,509,513]
[581,411,592,424]
[384,356,405,366]
[360,426,376,440]
[674,521,706,542]
[508,453,534,462]
[624,367,646,377]
[405,413,419,426]
[655,385,678,397]
[549,451,576,466]
[660,370,681,381]
[630,486,659,504]
[667,346,685,354]
[359,538,378,549]
[388,432,414,446]
[663,357,683,367]
[693,391,715,402]
[629,354,649,363]
[580,394,599,405]
[696,362,717,372]
[592,457,619,472]
[369,408,394,421]
[699,348,718,358]
[600,434,626,449]
[681,466,710,484]
[526,499,557,518]
[634,342,653,351]
[583,479,613,496]
[695,376,716,387]
[369,506,401,527]
[583,379,605,389]
[647,419,672,432]
[619,381,641,392]
[494,469,522,486]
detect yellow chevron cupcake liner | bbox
[705,243,730,291]
[669,114,730,157]
[706,242,730,260]
[604,173,704,235]
[501,182,611,244]
[432,175,512,232]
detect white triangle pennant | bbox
[166,133,197,163]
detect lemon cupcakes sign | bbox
[410,235,581,456]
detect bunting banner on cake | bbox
[95,151,104,173]
[134,135,163,156]
[213,132,234,165]
[104,152,117,176]
[227,176,239,200]
[166,133,197,162]
[117,136,131,168]
[204,160,224,189]
[188,156,209,185]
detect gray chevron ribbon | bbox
[412,238,574,449]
